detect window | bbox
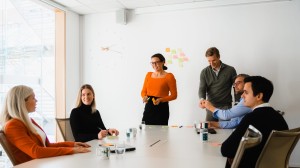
[0,0,56,140]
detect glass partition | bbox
[0,0,55,140]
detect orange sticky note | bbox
[165,48,170,52]
[209,142,221,147]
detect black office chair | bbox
[55,118,75,141]
[276,110,285,116]
[231,125,262,168]
[255,127,300,168]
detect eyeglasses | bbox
[150,61,162,65]
[233,81,243,87]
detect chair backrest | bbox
[255,127,300,168]
[55,118,75,141]
[0,130,20,165]
[231,125,262,168]
[276,110,285,116]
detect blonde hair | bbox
[0,85,37,133]
[75,84,97,113]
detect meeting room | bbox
[0,0,299,167]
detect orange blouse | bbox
[4,118,75,164]
[141,72,177,102]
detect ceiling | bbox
[49,0,210,14]
[49,0,290,15]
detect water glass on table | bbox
[115,142,126,158]
[96,146,110,159]
[141,121,146,130]
[132,128,137,137]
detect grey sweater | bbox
[198,62,236,106]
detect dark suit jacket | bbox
[221,106,288,168]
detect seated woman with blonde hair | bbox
[70,84,119,142]
[0,85,90,164]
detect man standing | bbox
[221,76,288,168]
[203,74,252,128]
[199,47,237,121]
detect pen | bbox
[149,140,161,147]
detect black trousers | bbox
[142,96,169,125]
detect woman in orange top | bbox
[0,85,90,165]
[141,53,177,125]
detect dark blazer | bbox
[221,106,288,168]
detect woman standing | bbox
[141,53,177,125]
[70,84,119,142]
[0,85,90,165]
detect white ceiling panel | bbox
[68,5,97,14]
[51,0,83,7]
[50,0,291,15]
[77,0,117,5]
[87,2,125,13]
[156,0,194,6]
[117,0,157,9]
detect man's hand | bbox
[203,100,216,112]
[199,99,205,109]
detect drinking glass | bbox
[132,128,137,137]
[96,146,110,159]
[115,142,126,158]
[141,121,146,130]
[126,130,131,138]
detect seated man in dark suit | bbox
[221,76,288,168]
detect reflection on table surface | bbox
[14,125,233,168]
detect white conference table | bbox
[14,126,233,168]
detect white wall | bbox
[80,1,300,166]
[65,11,81,116]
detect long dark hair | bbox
[151,53,168,70]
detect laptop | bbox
[99,143,136,153]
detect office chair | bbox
[0,130,20,165]
[55,118,75,141]
[255,127,300,168]
[276,110,285,116]
[231,125,262,168]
